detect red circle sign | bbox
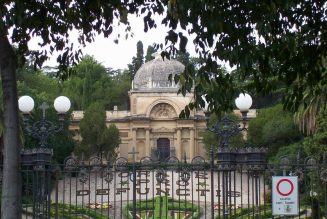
[276,179,294,196]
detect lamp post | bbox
[205,93,266,219]
[19,95,71,145]
[18,95,70,218]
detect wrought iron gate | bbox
[16,150,327,219]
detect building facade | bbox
[71,55,207,161]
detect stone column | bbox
[132,128,137,150]
[190,128,195,161]
[176,128,182,160]
[145,128,150,157]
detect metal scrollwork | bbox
[166,156,179,170]
[279,156,291,170]
[180,170,191,183]
[114,157,128,172]
[78,168,88,184]
[305,157,317,170]
[64,156,78,171]
[140,157,152,170]
[247,164,265,172]
[290,168,304,182]
[155,169,166,183]
[192,156,206,171]
[208,115,242,147]
[266,164,277,181]
[89,156,102,172]
[90,156,102,166]
[102,168,114,184]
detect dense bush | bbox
[247,104,302,158]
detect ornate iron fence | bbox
[15,150,327,219]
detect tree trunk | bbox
[0,23,22,218]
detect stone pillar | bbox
[145,128,150,157]
[190,128,195,161]
[132,128,137,150]
[176,128,182,160]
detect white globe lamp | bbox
[235,93,252,113]
[54,96,71,114]
[18,95,35,113]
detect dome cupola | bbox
[133,54,185,90]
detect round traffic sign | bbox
[276,178,294,196]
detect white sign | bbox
[272,176,298,215]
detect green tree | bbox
[100,124,120,159]
[272,142,305,163]
[62,76,84,110]
[302,110,327,160]
[77,102,120,158]
[157,1,327,131]
[247,104,302,158]
[106,69,131,110]
[62,56,132,110]
[62,56,108,109]
[145,45,156,62]
[82,71,92,109]
[298,109,327,213]
[293,79,327,135]
[72,55,106,81]
[128,41,144,79]
[176,51,191,66]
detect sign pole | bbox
[282,171,286,219]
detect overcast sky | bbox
[27,14,196,70]
[27,14,234,71]
[78,15,174,70]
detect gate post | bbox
[21,148,53,218]
[18,97,71,218]
[129,147,139,219]
[210,145,215,219]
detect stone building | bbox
[70,55,207,161]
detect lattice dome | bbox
[133,55,185,89]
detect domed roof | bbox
[133,55,185,89]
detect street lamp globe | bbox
[235,93,252,113]
[18,95,35,113]
[54,96,71,113]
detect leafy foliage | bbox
[247,104,302,157]
[168,0,325,109]
[294,76,327,135]
[128,41,144,80]
[77,102,120,158]
[82,71,92,109]
[270,142,305,163]
[6,1,325,118]
[62,56,131,110]
[123,196,201,219]
[49,203,109,219]
[302,110,327,160]
[145,45,157,62]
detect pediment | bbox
[152,127,174,133]
[150,103,177,118]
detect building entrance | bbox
[157,138,170,161]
